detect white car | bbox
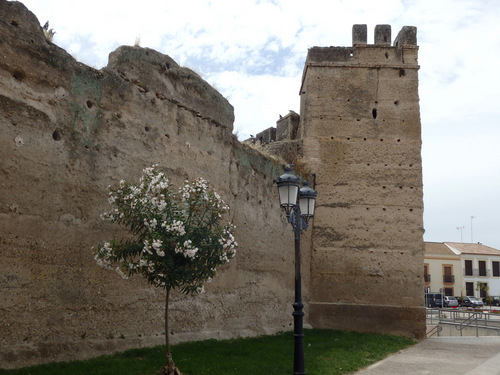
[444,296,459,307]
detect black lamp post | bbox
[275,165,317,375]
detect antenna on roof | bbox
[470,216,476,243]
[456,226,465,242]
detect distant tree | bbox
[94,165,237,375]
[476,282,489,303]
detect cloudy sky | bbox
[18,0,500,249]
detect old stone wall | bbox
[300,25,425,338]
[0,1,311,368]
[1,3,426,369]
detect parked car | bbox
[487,296,500,306]
[425,293,444,307]
[443,296,459,308]
[461,296,483,308]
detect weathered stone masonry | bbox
[256,24,425,338]
[0,1,425,369]
[0,1,310,368]
[305,25,424,339]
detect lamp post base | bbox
[293,302,305,375]
[293,230,305,374]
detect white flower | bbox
[152,239,162,250]
[162,220,186,236]
[115,266,129,279]
[100,211,117,221]
[196,286,205,294]
[173,239,198,259]
[101,242,113,255]
[143,240,153,255]
[185,248,198,258]
[94,242,113,268]
[94,253,112,269]
[157,200,167,211]
[152,239,165,256]
[144,218,158,230]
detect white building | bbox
[424,242,500,301]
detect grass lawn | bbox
[0,329,415,375]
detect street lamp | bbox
[275,165,317,375]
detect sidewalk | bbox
[353,336,500,375]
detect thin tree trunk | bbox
[165,287,170,358]
[159,287,182,375]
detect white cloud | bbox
[208,70,300,139]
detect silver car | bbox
[444,296,459,307]
[462,296,484,308]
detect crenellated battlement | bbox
[252,25,419,153]
[303,25,418,71]
[298,25,419,101]
[353,24,417,48]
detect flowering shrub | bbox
[94,165,237,374]
[95,165,237,293]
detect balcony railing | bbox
[464,269,491,277]
[478,269,489,277]
[443,275,455,284]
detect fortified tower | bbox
[300,25,425,337]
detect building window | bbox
[466,282,474,296]
[444,288,453,296]
[443,265,454,284]
[479,260,487,276]
[493,261,500,277]
[424,264,430,283]
[465,260,473,276]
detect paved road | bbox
[353,336,500,375]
